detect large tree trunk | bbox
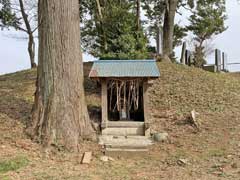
[163,0,178,58]
[30,0,94,151]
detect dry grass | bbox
[0,62,240,179]
[150,62,240,114]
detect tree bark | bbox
[19,0,37,68]
[156,25,163,55]
[30,0,94,151]
[28,33,36,68]
[163,0,178,58]
[136,0,140,31]
[96,0,107,53]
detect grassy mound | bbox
[149,61,240,115]
[1,62,240,179]
[1,62,239,121]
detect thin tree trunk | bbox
[28,33,37,68]
[136,0,140,31]
[156,25,163,55]
[30,0,94,151]
[96,0,103,19]
[19,0,36,68]
[96,0,107,52]
[163,0,178,58]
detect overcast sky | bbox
[0,0,239,75]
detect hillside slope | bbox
[1,62,240,179]
[148,62,240,130]
[151,62,240,114]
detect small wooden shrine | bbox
[89,60,160,137]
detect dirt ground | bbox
[0,62,240,180]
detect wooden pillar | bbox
[101,78,108,129]
[143,80,150,137]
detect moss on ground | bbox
[0,156,29,174]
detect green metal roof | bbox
[89,60,160,78]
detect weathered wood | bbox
[180,42,186,64]
[215,49,222,72]
[101,79,108,129]
[81,152,92,164]
[143,80,150,136]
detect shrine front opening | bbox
[107,79,144,122]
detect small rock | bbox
[100,156,109,162]
[81,152,92,164]
[231,162,238,169]
[153,132,169,142]
[100,156,114,162]
[177,158,188,166]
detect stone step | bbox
[107,121,144,128]
[99,135,153,152]
[102,127,144,136]
[102,121,145,136]
[105,148,148,152]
